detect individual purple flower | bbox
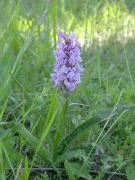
[51,32,83,94]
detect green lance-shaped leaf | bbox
[58,105,133,154]
[23,156,29,180]
[0,122,50,163]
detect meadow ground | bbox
[0,0,135,179]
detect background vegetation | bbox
[0,0,135,179]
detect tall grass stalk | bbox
[52,0,57,48]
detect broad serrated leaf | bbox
[56,149,86,164]
[126,164,135,180]
[64,161,76,180]
[64,161,92,180]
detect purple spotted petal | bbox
[51,32,83,93]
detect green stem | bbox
[53,97,68,160]
[55,98,68,144]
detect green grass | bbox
[0,0,135,179]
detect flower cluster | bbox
[51,32,83,94]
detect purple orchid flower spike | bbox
[51,32,83,96]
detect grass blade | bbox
[52,0,57,48]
